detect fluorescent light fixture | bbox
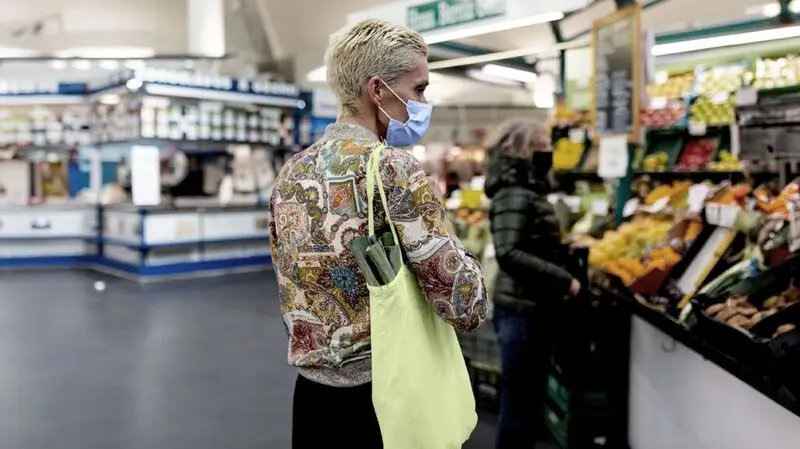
[466,68,521,86]
[481,64,538,84]
[50,60,67,70]
[126,78,144,91]
[72,60,91,70]
[762,2,781,16]
[55,46,156,59]
[0,47,39,57]
[746,1,800,16]
[424,11,564,44]
[99,94,121,105]
[125,60,146,70]
[99,60,120,70]
[306,66,327,83]
[652,24,800,56]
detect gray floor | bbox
[0,269,499,449]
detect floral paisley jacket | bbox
[269,123,488,387]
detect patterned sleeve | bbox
[376,149,489,333]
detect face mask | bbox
[378,80,432,147]
[532,151,553,175]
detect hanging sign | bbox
[407,0,506,33]
[591,5,642,140]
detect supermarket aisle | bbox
[0,269,498,449]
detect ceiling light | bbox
[466,68,521,87]
[55,46,156,59]
[99,94,121,105]
[50,60,67,70]
[762,3,781,17]
[72,60,91,70]
[125,60,146,70]
[126,78,143,91]
[482,64,538,84]
[424,11,564,44]
[0,47,39,58]
[99,60,119,70]
[306,66,327,83]
[652,25,800,56]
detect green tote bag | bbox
[365,146,477,449]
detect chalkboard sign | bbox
[592,7,641,139]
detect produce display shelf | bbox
[607,284,800,419]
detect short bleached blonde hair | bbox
[484,118,551,159]
[325,19,428,115]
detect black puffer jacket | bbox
[485,153,573,312]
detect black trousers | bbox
[292,374,383,449]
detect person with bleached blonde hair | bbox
[268,19,488,449]
[485,118,581,448]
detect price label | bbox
[569,129,586,143]
[650,97,668,109]
[623,198,640,217]
[598,135,629,179]
[592,199,610,216]
[564,196,583,213]
[736,87,757,106]
[642,197,669,213]
[711,92,729,105]
[688,122,707,136]
[688,184,711,213]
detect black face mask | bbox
[532,151,553,175]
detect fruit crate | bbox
[640,127,684,172]
[542,290,632,449]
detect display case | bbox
[0,204,97,267]
[97,204,271,280]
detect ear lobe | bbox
[367,77,384,105]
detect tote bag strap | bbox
[366,145,400,246]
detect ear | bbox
[366,77,385,106]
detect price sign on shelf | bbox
[688,122,707,136]
[736,87,757,106]
[592,199,610,216]
[598,135,629,179]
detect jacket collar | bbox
[323,123,380,143]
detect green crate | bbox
[545,405,568,448]
[547,375,571,413]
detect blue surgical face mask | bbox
[378,80,432,147]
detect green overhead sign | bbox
[407,0,506,33]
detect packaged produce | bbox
[675,138,718,170]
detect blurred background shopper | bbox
[485,119,581,448]
[268,19,489,449]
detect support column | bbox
[187,0,226,58]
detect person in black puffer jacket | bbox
[485,118,581,448]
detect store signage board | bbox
[591,5,642,141]
[407,0,506,33]
[135,68,300,99]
